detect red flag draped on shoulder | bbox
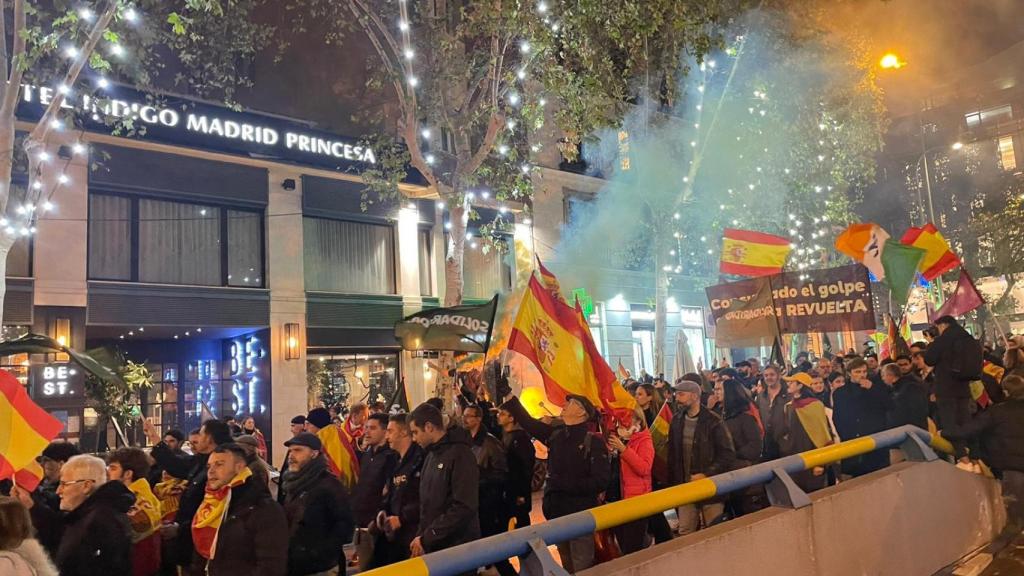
[509,261,636,425]
[318,419,360,490]
[0,369,63,491]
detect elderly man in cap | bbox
[497,387,610,572]
[667,377,735,535]
[282,432,354,576]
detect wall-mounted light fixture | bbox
[282,178,296,191]
[55,318,71,362]
[284,322,301,360]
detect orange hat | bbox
[783,372,813,387]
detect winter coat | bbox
[886,376,930,431]
[832,380,891,476]
[470,428,508,535]
[351,445,398,527]
[199,476,289,576]
[283,467,354,576]
[942,398,1024,474]
[150,442,207,567]
[0,539,58,576]
[55,481,135,576]
[924,323,982,399]
[667,407,735,486]
[780,398,832,493]
[503,428,536,512]
[501,396,611,519]
[755,388,791,461]
[619,429,654,499]
[418,432,481,553]
[725,411,764,468]
[380,444,425,560]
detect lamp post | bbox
[918,141,962,225]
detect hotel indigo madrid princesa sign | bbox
[17,83,377,172]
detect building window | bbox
[998,135,1017,171]
[966,104,1013,128]
[303,217,396,294]
[143,363,179,434]
[307,352,400,409]
[419,228,433,296]
[88,193,264,287]
[461,236,512,299]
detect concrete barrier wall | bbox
[581,460,1005,576]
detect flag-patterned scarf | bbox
[792,397,833,449]
[154,477,188,522]
[192,467,252,560]
[127,478,163,542]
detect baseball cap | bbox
[718,368,740,380]
[671,378,702,395]
[564,394,596,420]
[290,415,307,426]
[783,372,813,387]
[284,432,323,451]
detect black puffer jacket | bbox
[501,396,611,519]
[724,411,763,468]
[942,398,1024,474]
[924,322,982,399]
[151,442,208,566]
[418,432,480,553]
[55,481,135,576]
[667,407,735,486]
[201,476,289,576]
[886,376,930,430]
[351,445,397,527]
[283,466,354,575]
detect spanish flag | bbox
[13,460,44,492]
[509,273,636,425]
[650,402,672,484]
[0,369,63,488]
[319,419,360,490]
[720,228,792,277]
[900,223,960,281]
[192,467,252,559]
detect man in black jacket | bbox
[942,375,1024,532]
[832,358,891,476]
[755,365,790,461]
[146,417,232,570]
[882,363,929,430]
[408,403,479,566]
[195,444,288,576]
[369,414,425,568]
[276,415,307,504]
[352,413,397,528]
[667,378,735,535]
[463,404,513,576]
[498,405,535,532]
[499,392,609,572]
[924,315,983,458]
[282,433,354,576]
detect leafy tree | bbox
[84,347,154,449]
[968,181,1024,336]
[0,0,275,327]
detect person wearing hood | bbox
[145,418,233,571]
[191,444,288,576]
[607,406,654,554]
[718,378,766,515]
[0,496,59,576]
[497,387,610,572]
[13,454,135,576]
[924,316,985,458]
[106,447,163,576]
[407,403,479,567]
[282,433,354,576]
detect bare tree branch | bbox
[0,0,26,118]
[0,1,9,101]
[460,112,503,178]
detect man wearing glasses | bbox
[13,454,134,576]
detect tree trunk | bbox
[0,114,17,329]
[444,200,467,307]
[653,238,668,378]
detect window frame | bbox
[302,215,398,295]
[87,191,266,288]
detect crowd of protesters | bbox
[3,315,1024,575]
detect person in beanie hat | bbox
[282,433,354,575]
[305,409,333,434]
[497,387,609,572]
[668,377,735,535]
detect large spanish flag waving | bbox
[0,369,63,490]
[720,228,791,277]
[900,223,960,281]
[509,270,636,425]
[319,419,360,490]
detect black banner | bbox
[394,296,498,353]
[706,265,875,335]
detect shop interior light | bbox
[284,323,301,360]
[55,318,70,362]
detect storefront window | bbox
[143,363,180,433]
[0,325,30,385]
[461,236,512,299]
[307,352,400,410]
[303,217,396,294]
[88,193,264,287]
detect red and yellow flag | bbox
[319,420,360,490]
[13,460,44,492]
[900,223,960,281]
[192,466,252,559]
[720,228,792,277]
[0,369,63,487]
[650,402,672,484]
[128,478,163,542]
[509,272,636,425]
[616,360,631,381]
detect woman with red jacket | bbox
[607,406,654,554]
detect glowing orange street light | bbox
[880,53,905,70]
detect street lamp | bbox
[880,53,905,70]
[918,141,965,225]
